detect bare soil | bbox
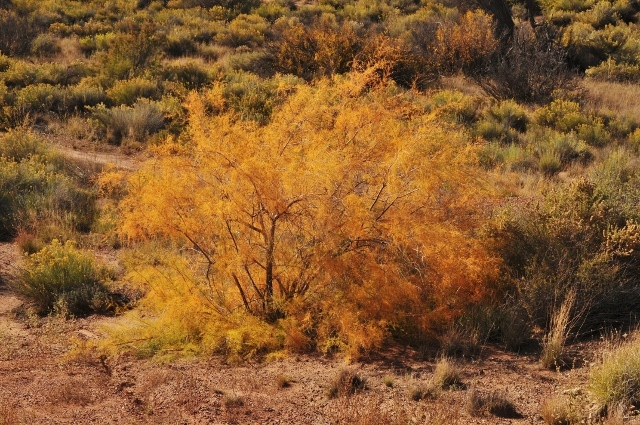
[0,239,611,425]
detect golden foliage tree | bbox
[118,71,498,357]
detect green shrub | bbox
[92,100,165,145]
[590,333,640,408]
[0,130,49,162]
[577,119,611,146]
[628,127,640,150]
[430,89,478,124]
[494,153,640,330]
[160,58,213,90]
[16,240,110,316]
[538,151,563,175]
[14,83,63,114]
[214,14,268,48]
[534,100,588,133]
[30,33,61,57]
[475,100,529,144]
[586,59,640,82]
[106,77,160,106]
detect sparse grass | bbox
[327,369,366,399]
[540,396,583,425]
[432,357,463,390]
[466,389,520,418]
[49,378,92,405]
[541,291,576,370]
[590,332,640,409]
[276,374,291,388]
[383,375,394,388]
[222,393,244,408]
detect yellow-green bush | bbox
[590,333,640,407]
[534,100,588,132]
[106,77,160,106]
[16,240,110,316]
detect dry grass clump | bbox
[334,396,461,425]
[48,378,93,405]
[541,291,576,370]
[222,393,244,408]
[432,357,464,390]
[327,369,366,399]
[276,374,291,388]
[466,389,521,418]
[590,332,640,409]
[540,396,583,425]
[410,358,464,401]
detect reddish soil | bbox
[0,240,608,425]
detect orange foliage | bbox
[119,71,499,356]
[435,10,498,73]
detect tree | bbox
[119,71,498,351]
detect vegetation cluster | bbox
[2,0,640,420]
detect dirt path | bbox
[56,145,140,171]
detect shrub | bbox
[214,14,268,48]
[0,9,40,56]
[494,153,640,332]
[466,389,520,418]
[586,59,640,82]
[534,100,588,133]
[540,396,583,424]
[269,14,362,81]
[590,333,640,408]
[91,100,164,145]
[327,369,366,399]
[471,27,576,103]
[576,119,611,146]
[160,58,213,90]
[475,100,528,144]
[432,357,463,390]
[15,240,110,316]
[106,77,160,106]
[31,33,61,57]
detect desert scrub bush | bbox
[0,130,97,239]
[30,33,61,57]
[586,59,640,82]
[493,151,640,331]
[91,100,164,145]
[106,77,160,106]
[268,14,363,81]
[534,100,588,133]
[590,333,640,408]
[475,100,528,144]
[15,240,111,316]
[0,9,41,56]
[160,58,213,90]
[540,396,583,424]
[429,89,479,124]
[471,27,576,104]
[115,72,499,359]
[466,389,520,418]
[214,14,268,48]
[327,369,366,399]
[432,357,463,390]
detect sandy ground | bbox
[0,239,608,425]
